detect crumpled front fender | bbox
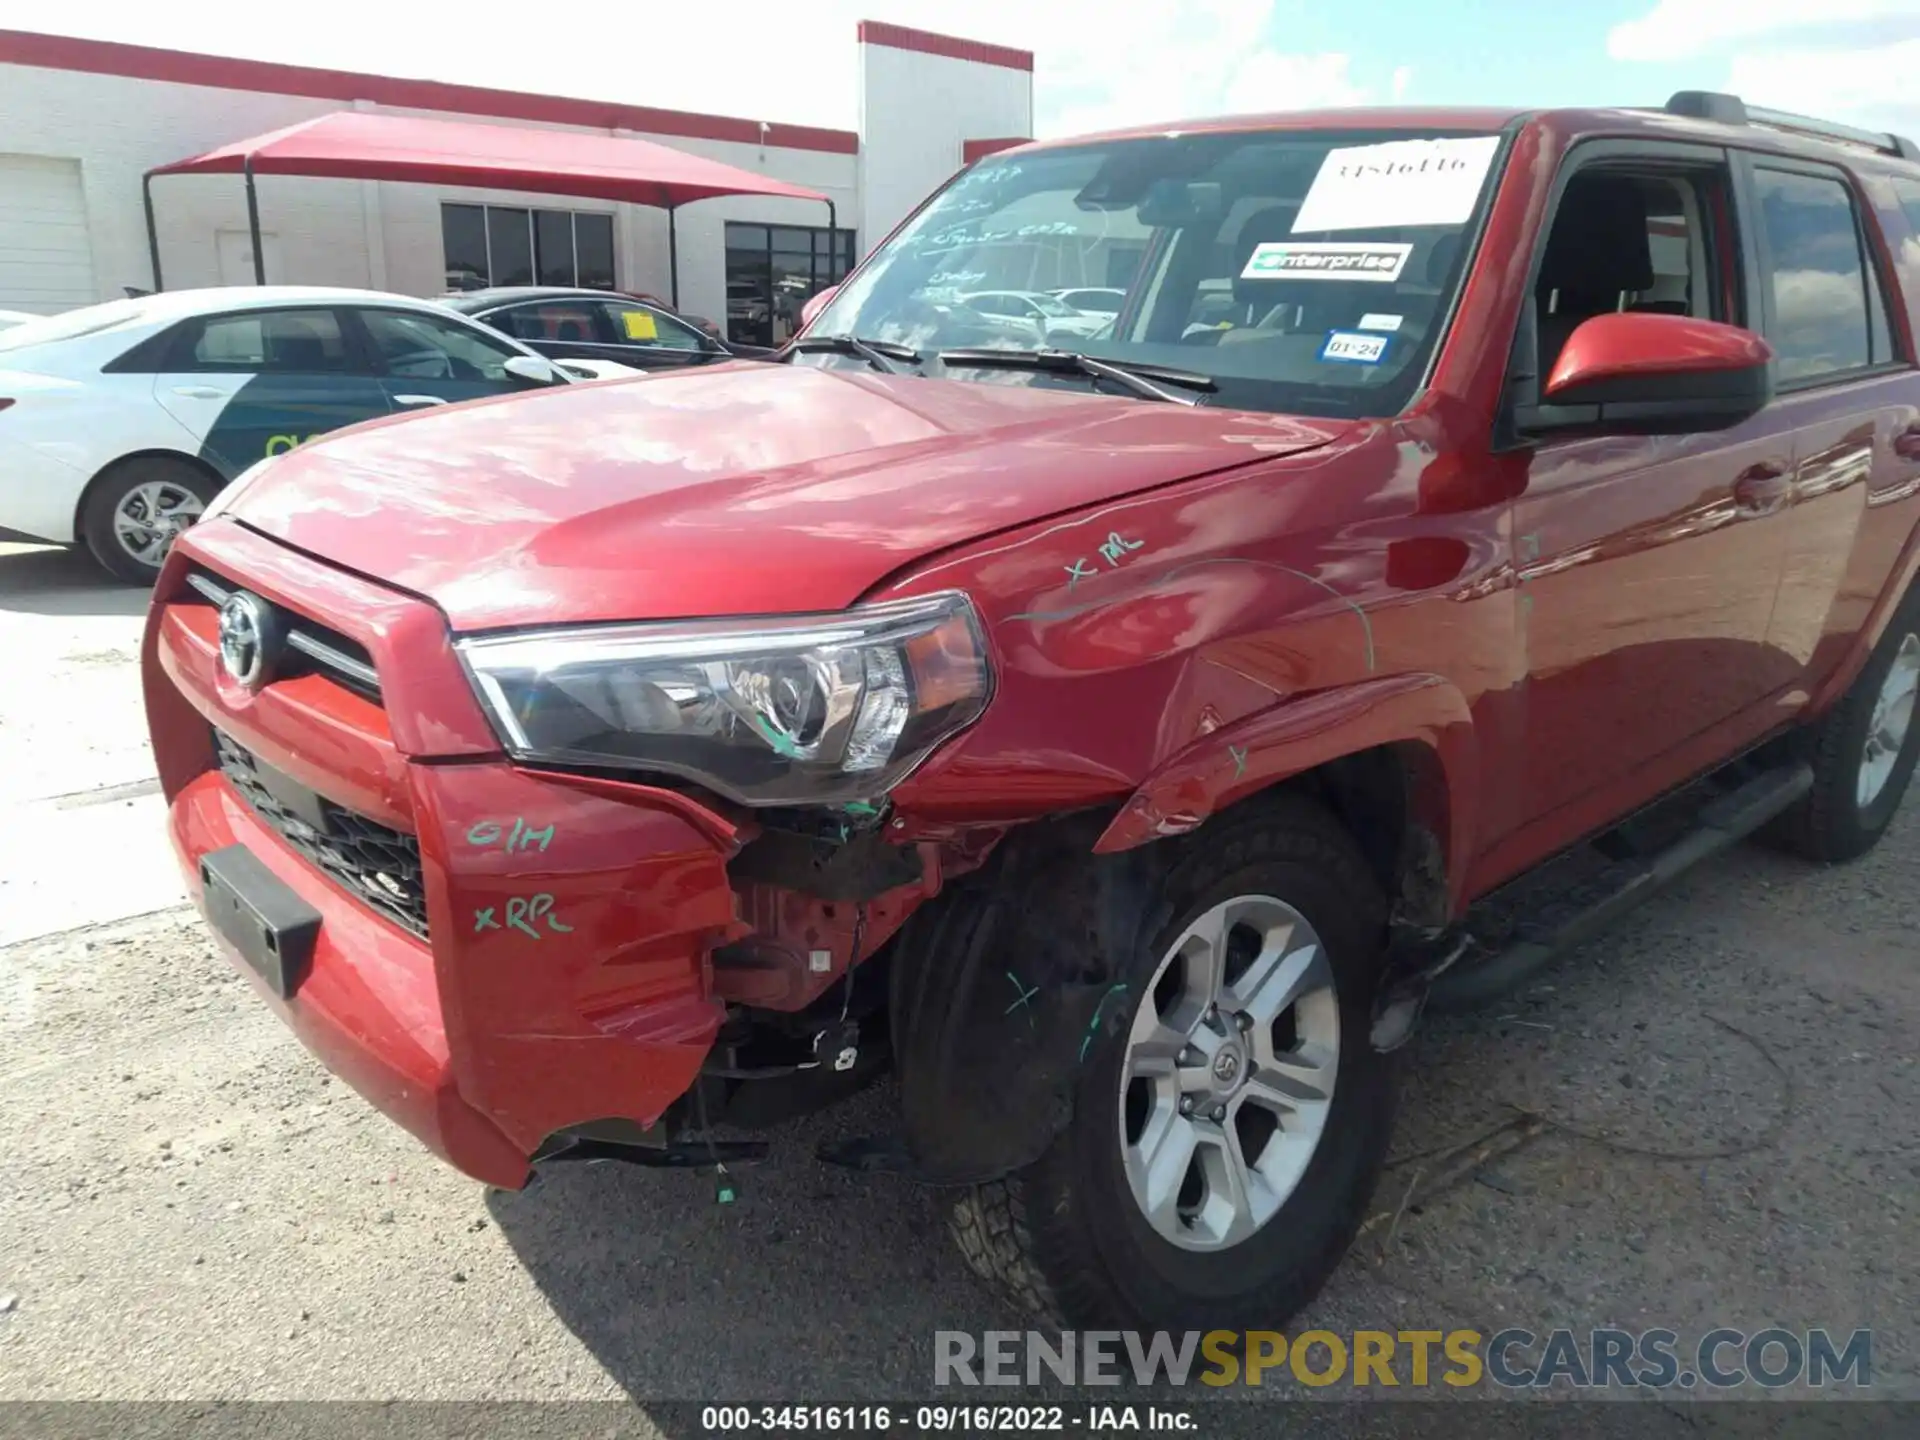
[1093,672,1479,914]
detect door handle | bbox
[170,385,227,400]
[1733,463,1792,516]
[392,394,449,407]
[1894,425,1920,462]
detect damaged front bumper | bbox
[164,749,738,1189]
[146,524,760,1189]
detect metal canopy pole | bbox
[142,171,164,292]
[667,204,680,307]
[243,157,265,284]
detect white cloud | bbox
[1608,0,1920,61]
[0,0,1396,139]
[1727,38,1920,129]
[999,0,1375,136]
[1608,0,1920,134]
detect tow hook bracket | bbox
[814,1019,860,1073]
[815,1133,971,1185]
[530,1119,768,1171]
[536,1136,770,1169]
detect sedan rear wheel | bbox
[81,458,221,585]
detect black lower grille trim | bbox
[215,731,428,939]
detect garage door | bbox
[0,155,99,314]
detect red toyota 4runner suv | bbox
[145,93,1920,1330]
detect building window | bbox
[725,223,857,346]
[443,204,616,292]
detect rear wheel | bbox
[80,457,219,585]
[1765,592,1920,862]
[949,796,1395,1329]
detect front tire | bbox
[79,457,220,586]
[1764,591,1920,863]
[950,795,1396,1329]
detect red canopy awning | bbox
[151,109,829,209]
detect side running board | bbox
[1424,760,1813,1014]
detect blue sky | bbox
[3,0,1916,139]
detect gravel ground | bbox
[0,804,1913,1425]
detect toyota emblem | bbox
[217,591,277,690]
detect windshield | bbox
[809,129,1506,418]
[0,298,152,354]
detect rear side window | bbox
[186,310,353,372]
[598,302,705,350]
[1752,167,1897,382]
[1893,178,1920,242]
[491,302,601,343]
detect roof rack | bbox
[1665,90,1920,162]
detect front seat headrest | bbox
[1537,176,1655,308]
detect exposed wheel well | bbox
[74,449,225,535]
[1237,742,1452,932]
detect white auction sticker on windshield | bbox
[1240,241,1412,283]
[1291,136,1500,234]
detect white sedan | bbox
[0,286,579,583]
[957,290,1111,344]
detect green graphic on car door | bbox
[151,308,392,476]
[195,370,391,472]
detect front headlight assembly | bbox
[455,592,992,807]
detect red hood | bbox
[232,364,1347,630]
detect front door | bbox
[1507,151,1798,834]
[150,305,389,474]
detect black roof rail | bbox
[1663,89,1920,162]
[1666,91,1747,125]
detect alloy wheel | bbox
[1858,630,1920,809]
[114,480,205,568]
[1118,894,1339,1252]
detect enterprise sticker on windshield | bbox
[1320,330,1390,365]
[1240,241,1412,283]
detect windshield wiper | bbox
[936,347,1216,406]
[786,333,922,374]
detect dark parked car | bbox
[440,287,772,372]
